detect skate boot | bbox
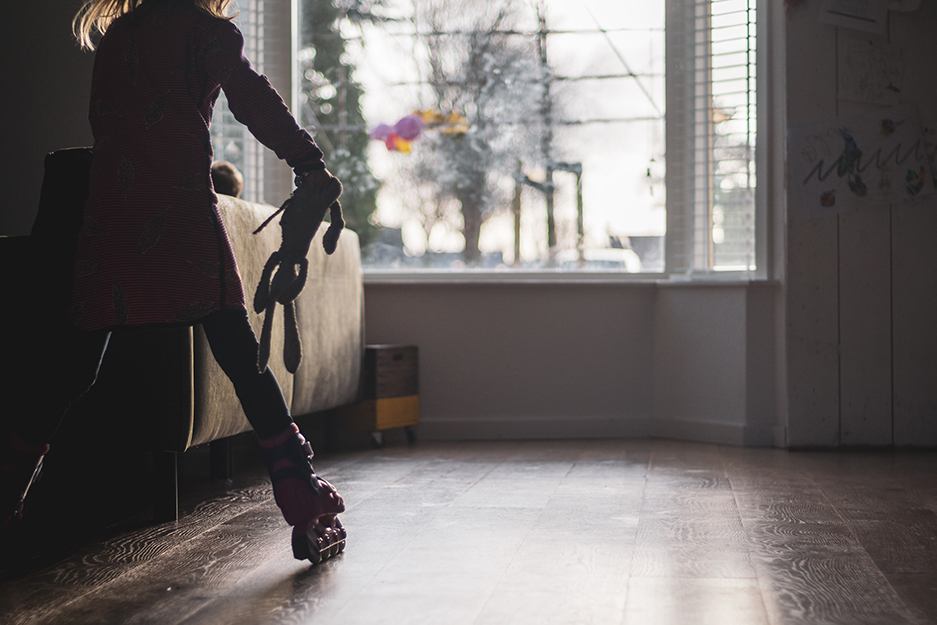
[2,432,50,527]
[258,424,346,564]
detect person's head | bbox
[211,161,244,198]
[73,0,237,50]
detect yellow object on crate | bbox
[342,345,419,446]
[344,395,419,431]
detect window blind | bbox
[666,0,756,273]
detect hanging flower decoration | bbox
[369,110,470,152]
[414,109,470,135]
[369,114,424,152]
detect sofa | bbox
[3,148,364,520]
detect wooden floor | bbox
[2,439,937,625]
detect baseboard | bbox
[651,417,750,446]
[408,415,776,447]
[772,425,788,448]
[415,415,653,441]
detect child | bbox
[211,161,244,197]
[1,0,346,563]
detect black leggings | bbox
[18,309,292,445]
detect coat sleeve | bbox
[204,20,325,172]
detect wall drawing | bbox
[789,109,935,216]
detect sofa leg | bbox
[210,437,235,481]
[153,451,178,522]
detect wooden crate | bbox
[363,344,418,400]
[343,345,419,443]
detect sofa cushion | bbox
[289,227,364,417]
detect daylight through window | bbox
[211,0,757,275]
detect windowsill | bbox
[364,269,663,285]
[363,269,777,286]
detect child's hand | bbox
[297,168,338,195]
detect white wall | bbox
[652,284,776,446]
[364,280,781,445]
[785,0,937,447]
[364,283,656,439]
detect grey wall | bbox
[364,283,656,439]
[785,1,937,447]
[2,0,94,236]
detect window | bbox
[214,0,759,276]
[301,0,668,273]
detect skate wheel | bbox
[292,521,346,564]
[315,540,332,562]
[334,527,347,554]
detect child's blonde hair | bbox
[73,0,237,50]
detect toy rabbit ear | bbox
[254,252,279,313]
[322,200,344,255]
[283,301,302,374]
[257,300,275,373]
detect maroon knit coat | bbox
[70,1,324,331]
